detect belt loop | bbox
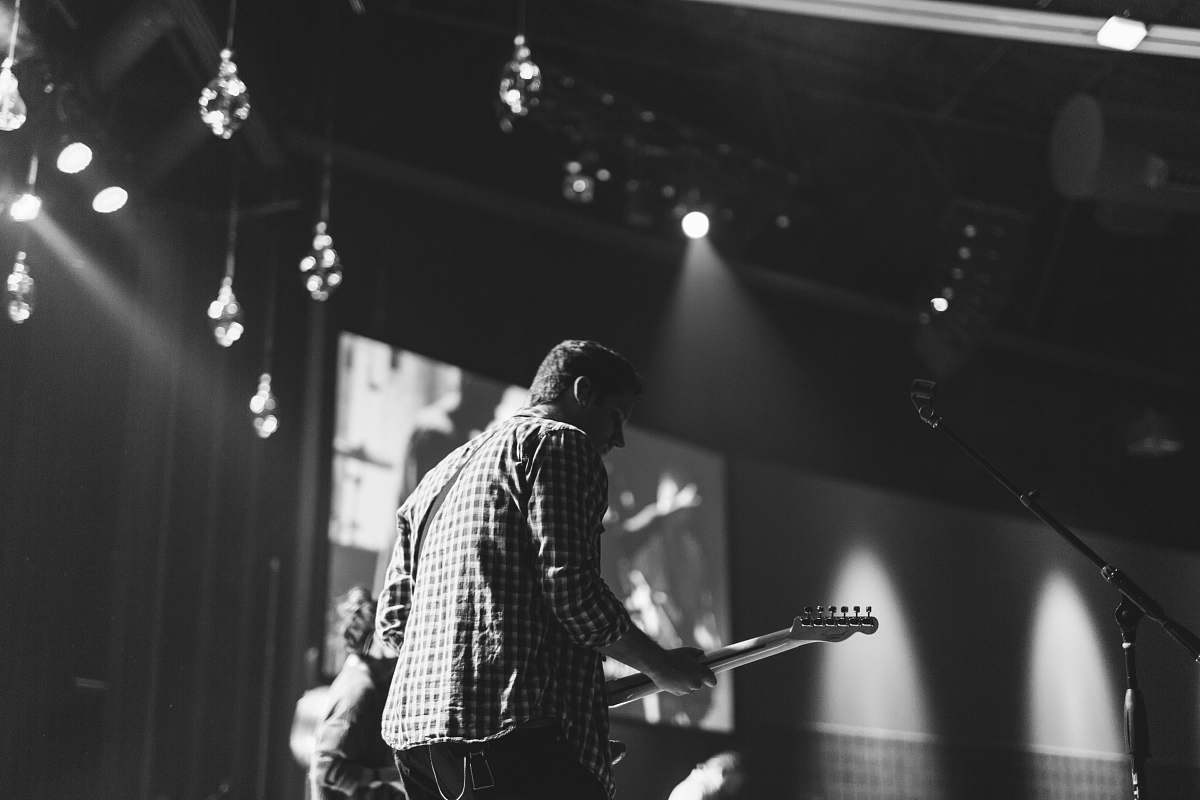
[468,748,496,790]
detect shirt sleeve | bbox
[310,693,372,797]
[526,427,633,648]
[375,508,414,657]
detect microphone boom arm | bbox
[908,377,1200,800]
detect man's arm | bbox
[310,716,379,798]
[601,624,716,696]
[527,428,634,649]
[309,722,366,797]
[526,428,715,694]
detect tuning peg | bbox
[840,606,849,617]
[865,605,872,617]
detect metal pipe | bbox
[684,0,1200,59]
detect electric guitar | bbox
[605,605,879,707]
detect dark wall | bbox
[1,214,133,797]
[2,201,313,800]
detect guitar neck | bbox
[604,609,878,708]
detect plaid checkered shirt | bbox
[376,410,634,798]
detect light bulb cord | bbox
[6,0,21,66]
[319,146,333,223]
[224,154,241,281]
[517,0,527,36]
[225,0,239,51]
[261,184,281,370]
[318,76,336,222]
[261,264,277,372]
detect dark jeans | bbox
[393,725,606,800]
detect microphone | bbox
[909,379,941,429]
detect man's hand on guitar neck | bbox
[649,646,718,696]
[601,626,717,696]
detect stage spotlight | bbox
[9,192,41,221]
[56,142,93,174]
[562,161,595,204]
[681,210,710,239]
[92,186,128,213]
[1096,16,1147,51]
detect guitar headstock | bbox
[789,605,879,642]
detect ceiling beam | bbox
[683,0,1200,59]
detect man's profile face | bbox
[572,382,636,457]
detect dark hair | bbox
[528,339,642,405]
[337,586,377,656]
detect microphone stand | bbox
[909,379,1200,800]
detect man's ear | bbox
[572,376,594,407]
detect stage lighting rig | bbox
[496,61,799,243]
[915,200,1029,376]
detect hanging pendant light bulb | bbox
[254,189,284,441]
[206,276,244,346]
[299,221,342,301]
[9,151,40,220]
[300,145,343,301]
[209,156,245,346]
[6,250,33,323]
[0,0,27,132]
[249,372,278,438]
[9,190,39,220]
[0,59,25,131]
[497,34,541,118]
[199,49,251,139]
